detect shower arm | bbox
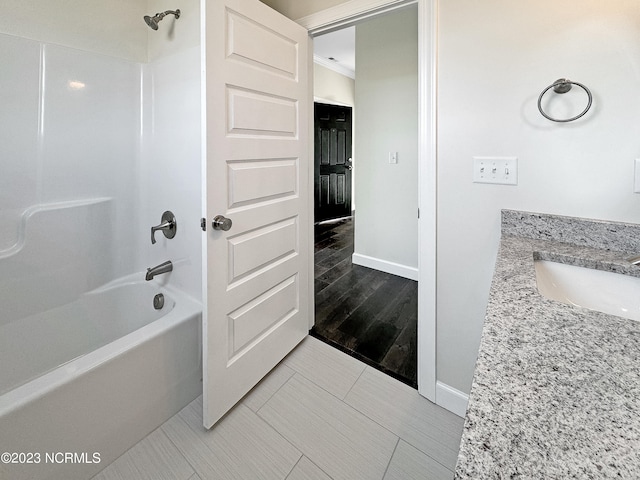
[158,10,180,20]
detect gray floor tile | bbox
[162,397,301,480]
[283,336,366,399]
[93,428,193,480]
[98,337,463,480]
[259,373,398,480]
[286,456,332,480]
[92,451,140,480]
[344,367,464,470]
[244,364,295,412]
[384,440,454,480]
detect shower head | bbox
[143,14,160,30]
[143,9,180,30]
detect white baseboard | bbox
[352,253,418,281]
[435,381,468,418]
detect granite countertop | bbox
[455,210,640,479]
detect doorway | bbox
[310,6,419,388]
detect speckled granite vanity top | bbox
[455,210,640,479]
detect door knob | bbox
[212,215,232,231]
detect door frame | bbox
[300,0,437,403]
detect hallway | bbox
[312,217,418,388]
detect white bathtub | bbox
[0,274,202,480]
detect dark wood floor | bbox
[311,216,418,388]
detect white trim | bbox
[305,0,439,405]
[352,253,419,281]
[298,0,418,34]
[435,381,468,418]
[314,54,355,79]
[307,36,316,331]
[416,0,438,403]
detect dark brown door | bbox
[314,103,353,222]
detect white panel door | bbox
[203,0,310,428]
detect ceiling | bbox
[313,26,355,79]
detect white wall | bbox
[314,63,355,106]
[353,6,418,278]
[140,0,202,300]
[438,0,640,393]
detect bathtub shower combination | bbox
[0,0,213,475]
[0,199,202,480]
[0,23,204,480]
[0,0,205,476]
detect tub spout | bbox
[146,260,173,281]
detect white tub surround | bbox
[0,199,114,330]
[455,211,640,478]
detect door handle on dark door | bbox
[212,215,232,231]
[346,158,353,170]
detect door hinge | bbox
[201,218,206,231]
[418,208,420,219]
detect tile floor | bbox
[93,337,464,480]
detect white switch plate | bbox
[473,157,518,185]
[389,152,398,164]
[634,159,640,193]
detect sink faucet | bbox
[146,260,173,281]
[627,255,640,266]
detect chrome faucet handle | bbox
[151,211,177,244]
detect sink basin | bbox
[534,259,640,321]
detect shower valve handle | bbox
[151,211,177,244]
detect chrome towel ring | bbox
[537,78,593,123]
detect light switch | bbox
[473,157,518,185]
[389,152,398,164]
